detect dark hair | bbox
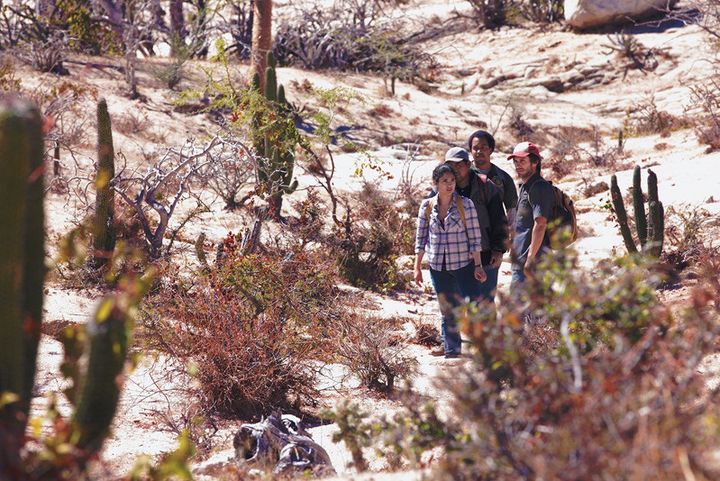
[432,163,456,183]
[529,153,542,173]
[467,129,496,153]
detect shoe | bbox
[430,347,446,357]
[444,352,461,359]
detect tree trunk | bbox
[250,0,272,91]
[170,0,186,56]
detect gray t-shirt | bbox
[511,174,555,269]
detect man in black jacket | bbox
[444,147,509,303]
[468,130,518,226]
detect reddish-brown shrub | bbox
[144,248,340,418]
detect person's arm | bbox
[525,216,547,275]
[524,182,554,275]
[502,171,519,226]
[487,186,509,267]
[414,250,425,285]
[414,200,430,285]
[462,198,487,282]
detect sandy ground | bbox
[15,0,720,478]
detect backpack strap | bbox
[425,195,467,230]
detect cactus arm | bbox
[647,201,665,258]
[264,58,277,103]
[647,169,659,203]
[632,165,647,249]
[91,98,116,269]
[610,174,637,254]
[72,295,130,456]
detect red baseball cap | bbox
[507,141,541,160]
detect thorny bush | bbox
[143,240,342,418]
[336,249,720,480]
[335,182,413,292]
[333,313,416,393]
[273,1,434,83]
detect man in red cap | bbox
[508,142,555,291]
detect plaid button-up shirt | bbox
[415,193,483,271]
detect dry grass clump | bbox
[689,80,720,152]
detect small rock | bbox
[706,196,716,203]
[540,77,564,93]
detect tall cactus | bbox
[90,98,116,269]
[0,95,44,475]
[610,166,665,258]
[0,95,149,478]
[252,52,299,220]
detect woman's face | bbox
[471,137,492,169]
[435,171,456,195]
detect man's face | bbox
[512,155,534,180]
[447,160,470,182]
[471,137,492,169]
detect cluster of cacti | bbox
[90,98,116,269]
[252,52,299,219]
[610,165,664,257]
[0,96,142,478]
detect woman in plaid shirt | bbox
[414,162,486,358]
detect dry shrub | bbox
[144,247,340,418]
[410,318,441,347]
[113,111,150,136]
[626,95,690,137]
[508,107,534,141]
[273,1,434,85]
[367,103,394,118]
[548,125,619,170]
[336,182,415,291]
[689,80,720,152]
[334,313,416,393]
[366,250,720,480]
[663,204,720,275]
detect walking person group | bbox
[414,130,556,358]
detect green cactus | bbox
[609,166,665,258]
[0,96,149,477]
[252,51,299,219]
[72,296,130,454]
[632,166,647,250]
[610,175,637,254]
[90,98,116,270]
[0,96,44,473]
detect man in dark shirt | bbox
[508,142,555,292]
[445,147,508,303]
[468,130,519,226]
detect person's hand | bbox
[474,265,487,283]
[524,256,535,277]
[414,268,423,286]
[490,251,503,268]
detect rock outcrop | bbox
[565,0,677,29]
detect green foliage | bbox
[357,249,720,480]
[129,431,196,481]
[55,0,120,54]
[252,52,300,219]
[610,166,665,257]
[0,96,157,479]
[323,400,374,472]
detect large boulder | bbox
[565,0,677,29]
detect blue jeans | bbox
[429,262,482,356]
[510,268,526,302]
[478,264,499,304]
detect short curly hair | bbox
[467,129,496,153]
